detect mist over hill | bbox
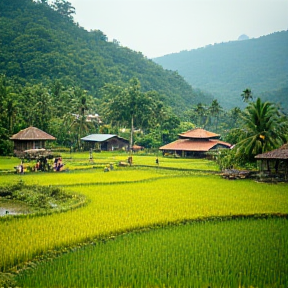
[153,31,288,111]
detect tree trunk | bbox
[130,115,134,151]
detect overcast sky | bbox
[68,0,288,58]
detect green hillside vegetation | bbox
[154,31,288,110]
[260,86,288,112]
[0,0,212,114]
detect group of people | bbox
[33,157,64,172]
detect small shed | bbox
[255,143,288,180]
[132,144,144,152]
[10,126,56,157]
[81,134,129,151]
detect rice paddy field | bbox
[0,152,287,287]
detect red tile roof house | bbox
[159,128,231,158]
[10,126,56,157]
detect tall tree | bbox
[70,88,91,149]
[241,88,253,103]
[209,99,222,131]
[6,96,18,135]
[51,0,75,20]
[192,103,209,128]
[126,78,141,148]
[19,84,54,132]
[101,78,159,149]
[0,75,16,154]
[0,75,19,135]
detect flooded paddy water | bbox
[0,200,32,216]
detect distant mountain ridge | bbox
[153,31,288,111]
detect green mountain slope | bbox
[0,0,212,115]
[153,31,288,110]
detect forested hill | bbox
[153,31,288,110]
[0,0,212,114]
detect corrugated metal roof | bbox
[255,143,288,160]
[81,134,116,142]
[10,127,56,140]
[179,128,220,139]
[159,139,231,152]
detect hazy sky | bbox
[68,0,288,58]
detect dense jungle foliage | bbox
[154,31,288,111]
[0,0,212,114]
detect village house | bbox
[10,126,56,157]
[81,134,129,151]
[71,113,102,123]
[159,128,231,158]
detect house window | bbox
[34,141,41,149]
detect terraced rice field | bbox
[16,218,288,288]
[0,153,287,287]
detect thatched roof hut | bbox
[10,126,56,157]
[255,143,288,160]
[255,143,288,180]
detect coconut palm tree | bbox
[194,103,209,128]
[236,97,287,160]
[70,88,91,150]
[209,99,222,131]
[241,88,253,103]
[101,78,157,150]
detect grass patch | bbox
[0,157,20,172]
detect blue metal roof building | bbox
[81,134,129,151]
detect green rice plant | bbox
[16,218,288,288]
[61,152,220,171]
[0,168,172,187]
[0,174,287,273]
[0,153,219,173]
[0,157,20,172]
